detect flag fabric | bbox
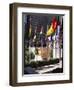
[29,24,32,37]
[28,16,32,38]
[46,17,57,36]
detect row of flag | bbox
[28,16,63,37]
[24,15,63,48]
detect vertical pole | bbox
[40,26,43,60]
[29,16,31,62]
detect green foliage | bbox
[24,45,29,64]
[35,48,38,55]
[24,58,61,68]
[29,52,35,59]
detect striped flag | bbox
[46,17,57,36]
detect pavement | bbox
[36,60,62,74]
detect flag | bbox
[29,16,32,37]
[46,17,57,36]
[29,24,32,37]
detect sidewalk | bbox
[36,60,62,74]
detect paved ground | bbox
[36,60,62,74]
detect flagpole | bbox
[29,16,32,63]
[46,24,49,60]
[40,26,43,60]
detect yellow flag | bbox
[29,24,31,37]
[46,25,54,36]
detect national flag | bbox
[29,16,32,37]
[29,24,32,37]
[46,17,57,36]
